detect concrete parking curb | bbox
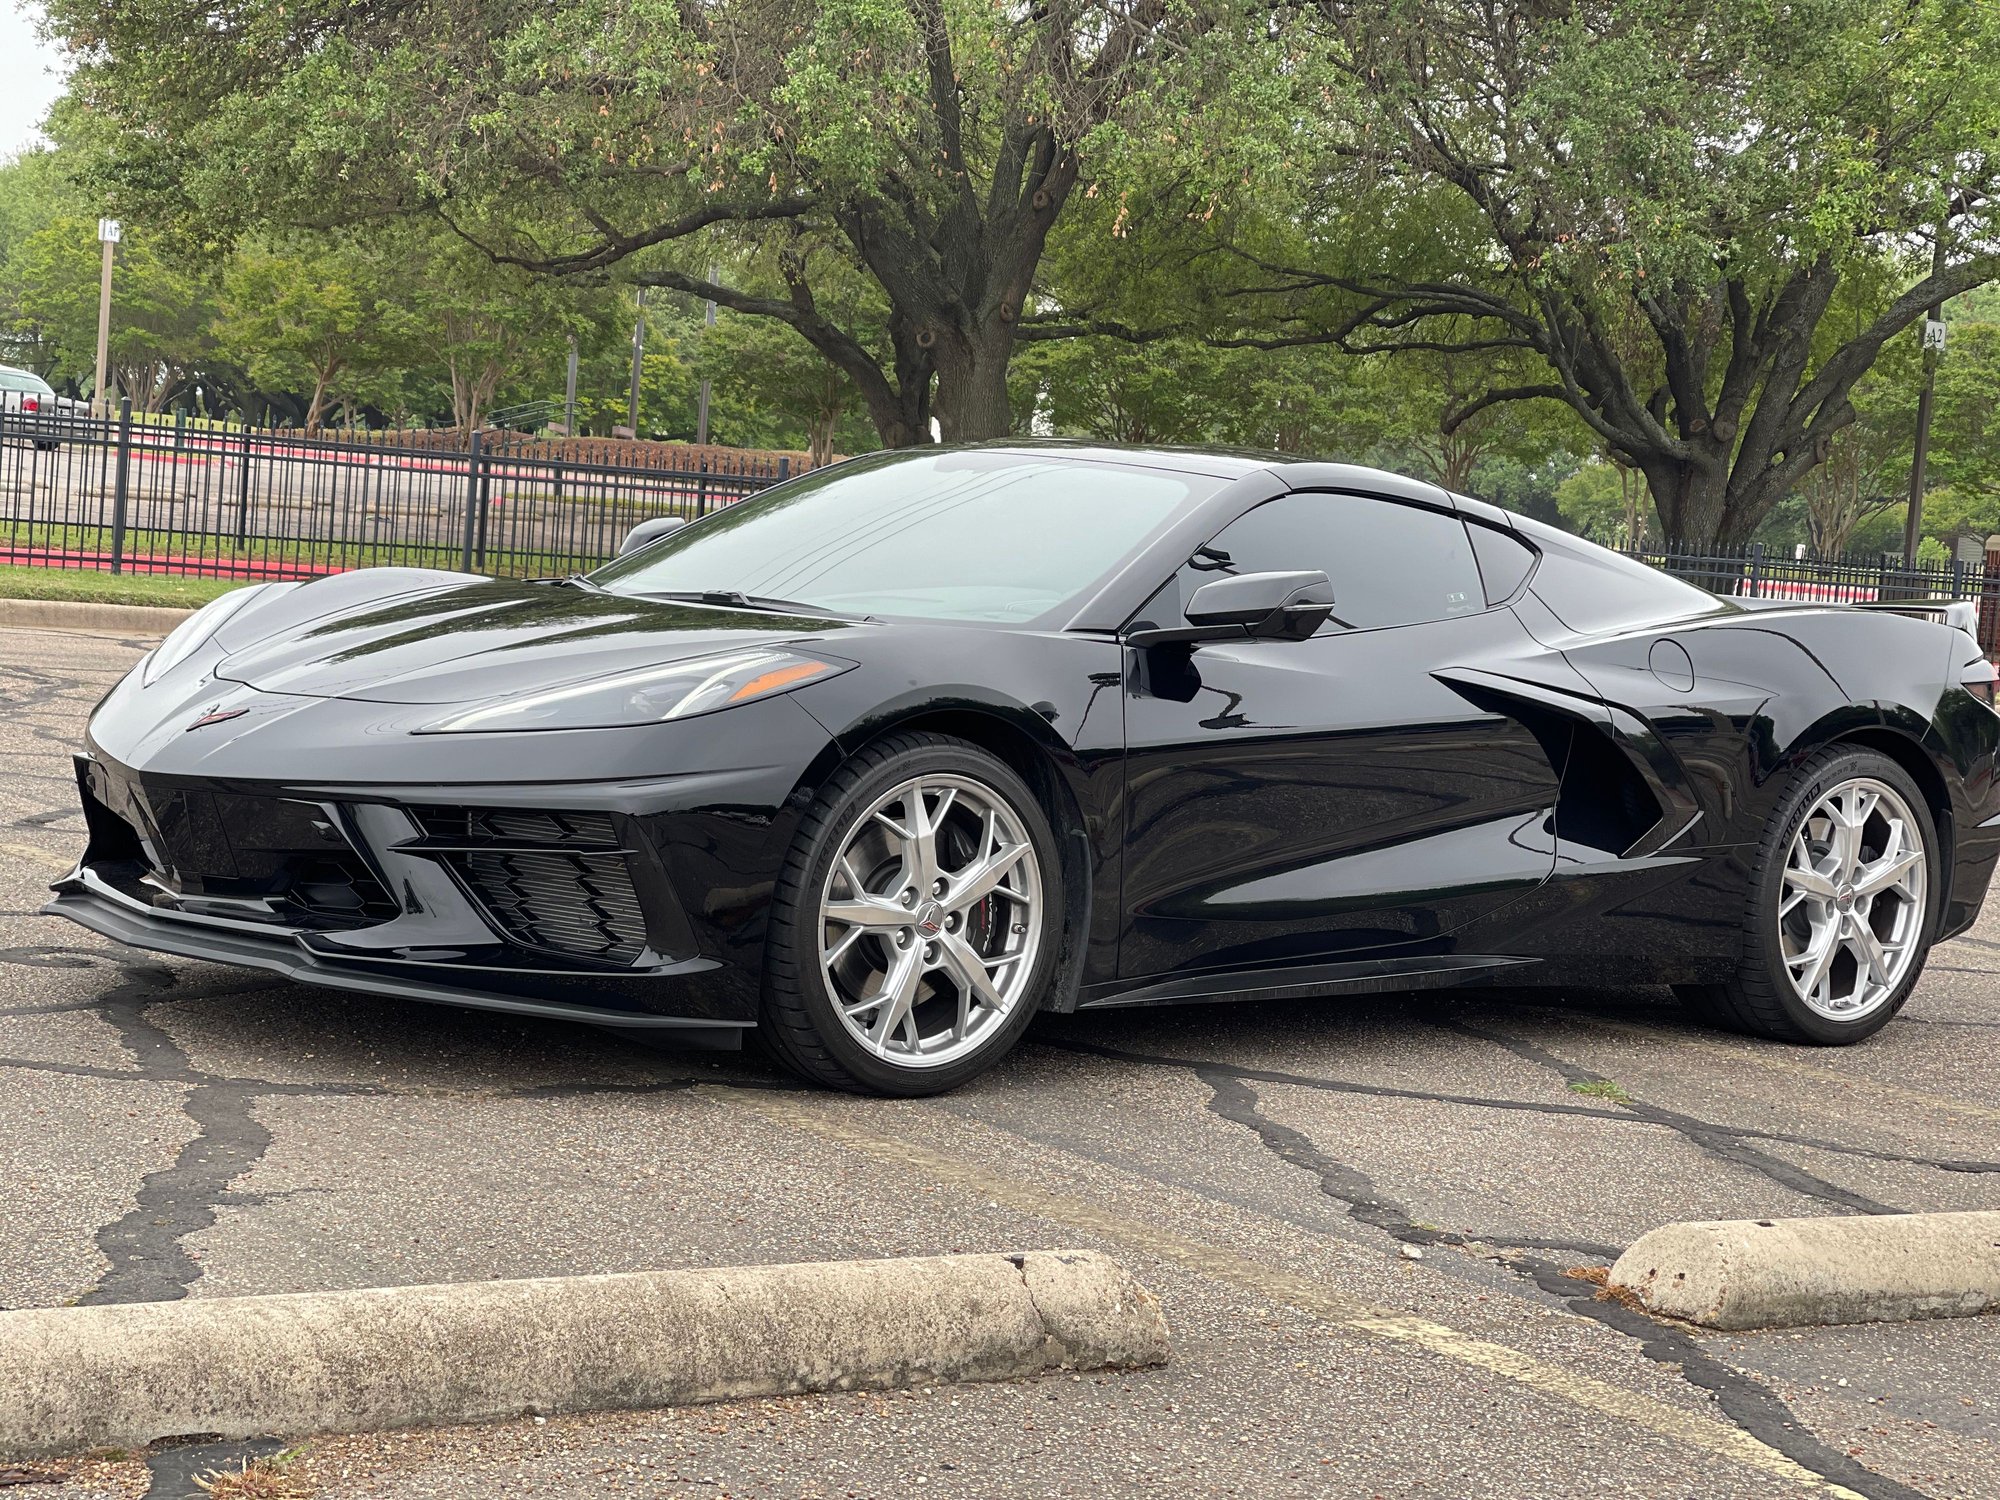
[1609,1210,2000,1330]
[0,598,193,636]
[0,1250,1168,1459]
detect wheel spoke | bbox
[821,925,867,968]
[1790,924,1838,1002]
[938,932,1006,1010]
[949,840,1028,911]
[1853,842,1920,899]
[1848,920,1896,990]
[865,948,924,1050]
[1783,864,1837,899]
[824,896,909,930]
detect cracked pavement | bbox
[4,623,1999,1500]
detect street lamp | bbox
[93,218,120,417]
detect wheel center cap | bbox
[1835,884,1856,913]
[915,900,945,936]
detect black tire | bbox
[1677,745,1938,1044]
[759,731,1064,1095]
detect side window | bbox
[1467,521,1538,605]
[1178,492,1487,632]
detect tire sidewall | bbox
[1746,748,1939,1043]
[770,738,1065,1095]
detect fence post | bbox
[474,460,493,571]
[778,456,790,482]
[235,421,253,546]
[1745,540,1764,599]
[459,428,483,573]
[698,457,710,518]
[109,396,134,575]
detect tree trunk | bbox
[303,373,333,436]
[809,403,840,468]
[1640,453,1736,548]
[929,321,1016,443]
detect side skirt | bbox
[1076,954,1540,1010]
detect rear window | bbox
[0,371,53,394]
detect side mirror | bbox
[619,516,687,556]
[1125,570,1335,647]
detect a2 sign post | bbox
[93,217,120,418]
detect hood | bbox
[210,575,860,705]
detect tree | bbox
[1169,0,2000,544]
[6,214,212,408]
[394,232,591,435]
[214,243,414,430]
[1558,459,1658,550]
[55,0,1269,447]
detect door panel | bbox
[1119,609,1563,978]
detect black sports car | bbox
[47,444,2000,1094]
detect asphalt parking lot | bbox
[5,622,1999,1500]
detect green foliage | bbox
[1,156,214,408]
[1557,462,1660,548]
[215,243,416,429]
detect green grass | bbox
[0,564,245,608]
[0,521,604,581]
[1566,1079,1633,1105]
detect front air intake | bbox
[408,804,649,964]
[456,847,650,964]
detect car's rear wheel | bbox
[760,732,1062,1094]
[1678,746,1936,1044]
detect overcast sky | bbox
[3,3,64,160]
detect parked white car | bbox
[0,365,88,449]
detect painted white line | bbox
[0,843,75,875]
[714,1087,1862,1498]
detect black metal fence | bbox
[1619,539,1992,607]
[0,399,787,582]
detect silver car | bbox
[0,365,87,449]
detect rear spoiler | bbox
[1850,598,1980,639]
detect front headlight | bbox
[140,584,282,686]
[415,647,854,734]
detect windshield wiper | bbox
[637,589,852,618]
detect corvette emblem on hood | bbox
[185,706,249,732]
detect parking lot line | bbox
[0,843,73,874]
[709,1085,1862,1498]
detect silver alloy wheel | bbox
[1778,776,1928,1021]
[818,773,1043,1068]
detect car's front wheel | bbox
[1679,746,1937,1044]
[760,732,1062,1094]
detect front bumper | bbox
[42,749,790,1034]
[46,870,742,1039]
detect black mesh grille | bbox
[411,806,616,846]
[285,855,401,924]
[457,849,649,963]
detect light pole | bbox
[93,218,120,417]
[695,264,717,446]
[1903,234,1949,568]
[563,335,579,437]
[625,288,647,437]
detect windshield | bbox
[590,449,1220,623]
